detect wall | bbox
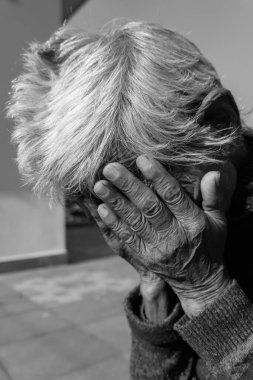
[0,0,66,266]
[70,0,253,124]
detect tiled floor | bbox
[0,256,138,380]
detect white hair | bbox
[6,21,243,200]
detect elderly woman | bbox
[7,22,253,379]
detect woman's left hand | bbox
[94,155,236,316]
[77,196,169,321]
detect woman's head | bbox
[7,21,244,201]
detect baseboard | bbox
[0,249,67,274]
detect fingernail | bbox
[103,164,120,181]
[94,182,110,197]
[137,155,153,171]
[97,204,109,218]
[137,156,157,179]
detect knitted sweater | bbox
[124,280,253,380]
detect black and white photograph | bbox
[0,1,253,379]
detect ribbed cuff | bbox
[175,280,253,364]
[124,286,184,347]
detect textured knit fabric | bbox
[175,280,253,380]
[124,281,253,380]
[124,286,198,380]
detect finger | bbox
[93,201,145,272]
[102,164,173,231]
[77,197,122,248]
[87,207,132,262]
[94,180,155,240]
[94,215,136,263]
[201,171,225,220]
[77,197,143,267]
[97,203,140,251]
[136,155,204,235]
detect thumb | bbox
[201,171,222,214]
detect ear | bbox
[196,88,240,128]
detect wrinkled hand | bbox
[94,155,236,316]
[77,197,167,304]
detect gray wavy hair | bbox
[7,21,244,200]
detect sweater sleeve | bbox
[174,280,253,380]
[124,286,198,380]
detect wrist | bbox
[140,275,166,302]
[177,267,233,318]
[140,279,175,323]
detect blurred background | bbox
[0,1,252,380]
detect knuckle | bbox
[124,233,136,245]
[110,217,121,231]
[142,197,162,217]
[130,213,147,233]
[113,221,134,244]
[163,182,184,205]
[122,206,138,221]
[109,196,124,211]
[120,177,138,194]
